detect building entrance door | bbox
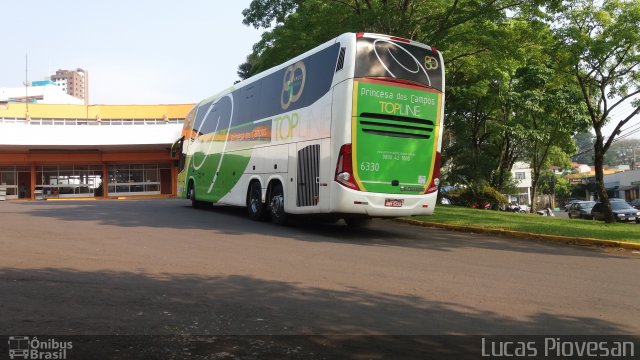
[17,171,31,199]
[160,168,171,194]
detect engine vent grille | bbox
[359,113,434,139]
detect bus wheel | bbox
[189,184,201,209]
[344,217,372,228]
[247,181,265,221]
[269,183,288,225]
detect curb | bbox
[395,219,640,251]
[43,195,175,201]
[46,197,96,201]
[116,195,174,200]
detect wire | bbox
[570,96,640,158]
[607,102,633,119]
[604,122,640,143]
[613,127,640,142]
[572,110,640,157]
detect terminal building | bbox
[0,102,192,200]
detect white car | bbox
[564,199,581,211]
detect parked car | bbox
[591,200,640,223]
[536,207,555,216]
[564,199,581,212]
[568,201,596,219]
[471,202,491,209]
[628,199,640,210]
[504,203,529,213]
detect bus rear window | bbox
[355,36,443,92]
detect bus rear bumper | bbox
[330,183,437,217]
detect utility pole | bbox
[25,54,29,114]
[634,148,639,170]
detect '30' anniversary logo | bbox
[424,56,439,70]
[281,61,306,110]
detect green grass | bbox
[409,205,640,243]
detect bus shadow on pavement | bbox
[0,267,631,338]
[9,199,629,258]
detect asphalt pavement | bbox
[1,199,638,337]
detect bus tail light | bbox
[335,144,360,191]
[425,152,441,194]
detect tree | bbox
[572,131,595,164]
[552,0,640,222]
[446,18,588,200]
[239,0,537,78]
[237,54,258,80]
[238,0,599,207]
[444,35,510,187]
[554,174,573,200]
[514,61,589,210]
[445,18,554,191]
[239,0,552,194]
[537,169,557,195]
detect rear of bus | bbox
[332,33,444,217]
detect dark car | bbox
[568,201,596,219]
[591,200,640,223]
[629,199,640,210]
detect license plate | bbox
[385,199,404,207]
[629,217,636,221]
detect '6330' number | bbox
[360,162,380,172]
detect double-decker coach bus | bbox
[172,32,444,226]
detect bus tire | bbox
[189,183,202,209]
[269,182,288,225]
[247,181,265,221]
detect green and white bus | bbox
[173,32,444,225]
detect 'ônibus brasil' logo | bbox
[8,336,73,359]
[280,61,306,110]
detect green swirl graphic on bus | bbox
[281,61,306,110]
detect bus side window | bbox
[200,97,233,135]
[192,101,212,136]
[243,80,261,123]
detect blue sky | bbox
[1,1,636,138]
[1,0,262,104]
